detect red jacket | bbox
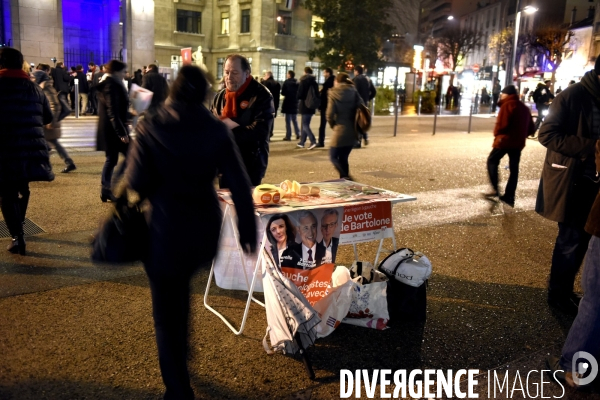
[492,94,535,150]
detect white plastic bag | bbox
[342,279,389,330]
[312,280,353,338]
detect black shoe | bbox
[7,235,26,255]
[315,144,325,148]
[282,137,292,141]
[353,144,362,149]
[499,195,515,208]
[364,139,369,146]
[101,189,116,203]
[62,164,77,173]
[548,293,579,315]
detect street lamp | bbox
[506,2,538,87]
[431,15,454,38]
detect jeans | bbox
[549,222,592,298]
[318,111,327,146]
[88,87,97,114]
[491,94,499,112]
[299,114,316,146]
[486,148,521,200]
[46,138,74,166]
[560,235,600,372]
[0,182,30,237]
[285,113,299,139]
[147,270,196,400]
[78,92,88,114]
[101,149,127,190]
[330,146,354,178]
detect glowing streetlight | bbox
[506,2,538,86]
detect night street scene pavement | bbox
[1,114,599,400]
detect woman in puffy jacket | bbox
[326,73,363,180]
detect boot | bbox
[7,235,26,255]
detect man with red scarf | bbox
[211,54,274,187]
[0,47,54,255]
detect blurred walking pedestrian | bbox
[126,65,256,400]
[262,70,281,138]
[353,65,376,147]
[483,85,535,208]
[96,60,131,202]
[0,47,54,255]
[533,80,554,131]
[536,60,600,315]
[547,141,600,390]
[281,70,300,141]
[141,64,169,114]
[50,62,72,118]
[34,64,76,173]
[326,73,363,180]
[74,65,89,115]
[297,66,319,149]
[211,54,274,187]
[318,67,335,147]
[87,62,98,115]
[491,78,501,113]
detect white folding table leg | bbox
[204,206,264,335]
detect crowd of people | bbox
[3,44,599,396]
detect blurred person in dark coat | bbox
[74,65,89,115]
[535,60,600,315]
[0,47,54,255]
[126,65,256,400]
[326,73,363,180]
[96,59,131,202]
[211,54,274,187]
[141,63,169,113]
[34,64,76,173]
[50,61,72,116]
[262,70,281,138]
[281,70,300,141]
[318,67,334,147]
[483,85,535,208]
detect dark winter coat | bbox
[297,74,318,115]
[281,78,299,114]
[75,71,89,93]
[492,94,535,150]
[141,71,169,111]
[326,83,363,148]
[262,77,281,115]
[532,83,554,106]
[353,74,376,105]
[41,75,62,141]
[319,75,335,112]
[535,82,599,225]
[585,141,600,237]
[51,67,72,93]
[0,73,54,184]
[126,101,256,272]
[211,78,274,186]
[96,76,130,153]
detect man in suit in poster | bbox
[320,208,340,263]
[291,210,325,268]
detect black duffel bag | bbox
[91,195,149,264]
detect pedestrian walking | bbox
[483,85,535,208]
[326,73,363,180]
[491,78,501,113]
[87,62,98,115]
[353,65,376,147]
[536,60,600,315]
[0,47,54,255]
[50,61,72,118]
[546,141,600,390]
[34,64,76,173]
[532,80,554,131]
[281,70,300,141]
[141,63,169,114]
[297,66,319,150]
[318,67,335,148]
[211,54,274,187]
[96,60,131,202]
[74,65,89,115]
[126,65,256,400]
[262,71,281,138]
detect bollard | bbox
[418,94,422,116]
[468,103,473,134]
[74,78,79,118]
[433,103,438,136]
[393,93,399,137]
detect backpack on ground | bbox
[304,83,321,110]
[378,248,431,324]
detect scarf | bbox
[580,70,600,110]
[0,69,31,79]
[221,75,253,119]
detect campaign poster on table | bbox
[260,201,393,269]
[280,263,335,305]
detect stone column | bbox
[125,0,155,72]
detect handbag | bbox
[91,195,149,263]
